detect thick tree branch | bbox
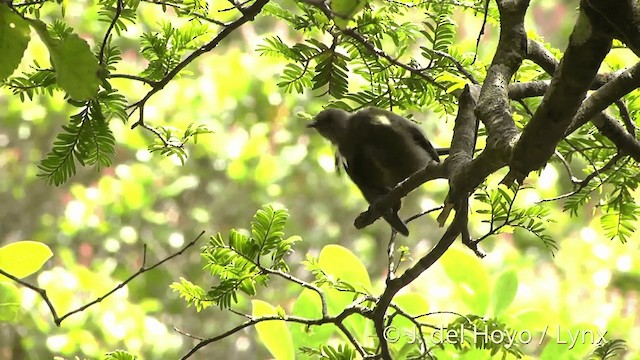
[441,0,529,213]
[581,0,640,56]
[506,5,614,184]
[592,113,640,161]
[474,0,528,151]
[566,62,640,135]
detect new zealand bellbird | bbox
[307,107,440,236]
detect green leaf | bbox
[389,292,429,353]
[28,19,100,100]
[440,248,490,314]
[103,350,138,360]
[491,270,518,317]
[290,288,335,350]
[318,244,372,292]
[331,0,368,29]
[252,299,295,360]
[317,245,371,341]
[0,282,20,322]
[0,4,31,82]
[0,241,53,281]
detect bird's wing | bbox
[358,108,441,163]
[343,146,408,235]
[395,115,441,163]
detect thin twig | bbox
[2,231,205,326]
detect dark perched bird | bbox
[307,107,440,236]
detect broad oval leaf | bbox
[252,299,295,360]
[0,241,53,280]
[290,288,335,350]
[318,244,371,292]
[0,4,31,82]
[439,247,490,314]
[28,19,100,100]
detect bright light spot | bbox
[226,130,248,159]
[115,164,131,179]
[86,187,100,201]
[281,144,307,165]
[236,336,250,351]
[46,335,69,351]
[580,227,597,243]
[538,165,558,190]
[87,214,101,227]
[268,93,282,105]
[420,198,438,211]
[18,125,31,139]
[267,183,282,196]
[522,190,541,205]
[169,232,184,248]
[104,238,121,252]
[136,149,152,162]
[592,269,611,287]
[592,243,610,260]
[9,23,16,29]
[616,255,633,272]
[318,154,336,172]
[145,316,166,337]
[146,105,159,120]
[171,150,188,165]
[102,311,127,339]
[66,200,86,225]
[120,226,138,244]
[0,133,8,147]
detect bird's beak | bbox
[306,120,317,128]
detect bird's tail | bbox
[383,211,409,236]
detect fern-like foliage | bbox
[140,21,210,81]
[98,0,139,35]
[171,205,301,310]
[300,344,357,360]
[104,350,138,360]
[589,339,627,360]
[37,101,115,185]
[147,124,213,164]
[257,1,475,114]
[474,186,558,254]
[556,129,639,243]
[439,315,524,359]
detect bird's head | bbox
[306,108,350,145]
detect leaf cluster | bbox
[474,186,558,254]
[258,0,481,114]
[171,205,300,310]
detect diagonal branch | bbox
[129,0,269,130]
[506,1,622,184]
[1,231,205,326]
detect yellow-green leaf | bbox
[28,19,100,100]
[252,300,295,360]
[492,270,518,317]
[330,0,368,29]
[439,247,490,314]
[0,241,53,280]
[0,4,31,82]
[0,282,20,322]
[318,244,371,291]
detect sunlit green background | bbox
[1,0,639,359]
